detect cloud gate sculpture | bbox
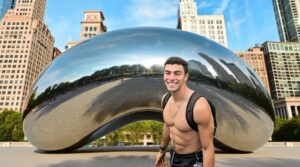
[22,27,274,152]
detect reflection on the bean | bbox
[23,27,274,152]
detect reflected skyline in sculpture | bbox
[22,27,274,152]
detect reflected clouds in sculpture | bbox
[23,27,274,152]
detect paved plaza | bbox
[1,146,300,167]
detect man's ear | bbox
[185,73,189,81]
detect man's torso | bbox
[163,92,202,154]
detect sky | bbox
[45,0,279,52]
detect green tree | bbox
[273,116,300,141]
[94,129,125,146]
[121,121,146,145]
[273,116,288,133]
[105,131,120,146]
[120,121,163,145]
[0,109,24,141]
[148,121,163,144]
[92,121,163,146]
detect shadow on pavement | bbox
[34,146,162,154]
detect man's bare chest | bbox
[163,104,192,132]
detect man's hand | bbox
[155,151,166,166]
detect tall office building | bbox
[262,41,300,100]
[0,0,54,112]
[235,46,270,92]
[263,41,300,119]
[273,0,300,42]
[177,0,228,47]
[220,59,255,88]
[188,60,213,78]
[199,53,236,82]
[65,10,107,50]
[0,0,15,20]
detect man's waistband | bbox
[173,151,203,158]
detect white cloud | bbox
[213,0,231,14]
[244,0,255,42]
[227,9,246,41]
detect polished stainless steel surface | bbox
[22,27,274,152]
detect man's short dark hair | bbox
[164,57,189,74]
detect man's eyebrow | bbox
[164,70,182,73]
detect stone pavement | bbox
[1,146,300,167]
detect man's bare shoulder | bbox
[193,97,212,125]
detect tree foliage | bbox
[93,121,163,146]
[272,116,300,141]
[0,109,24,141]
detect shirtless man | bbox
[155,57,215,167]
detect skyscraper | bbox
[263,41,300,119]
[199,53,236,82]
[273,0,300,42]
[220,59,255,88]
[235,46,270,92]
[177,0,228,47]
[188,60,213,78]
[262,41,300,100]
[0,0,54,112]
[65,10,107,50]
[0,0,15,20]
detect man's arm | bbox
[159,92,171,149]
[194,97,215,167]
[156,93,171,166]
[160,123,171,148]
[155,123,170,165]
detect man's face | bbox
[163,64,188,92]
